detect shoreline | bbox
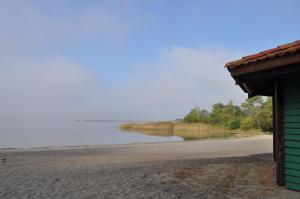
[2,134,299,199]
[119,121,263,141]
[0,134,270,153]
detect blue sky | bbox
[24,0,300,83]
[57,1,300,65]
[1,0,300,122]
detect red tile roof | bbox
[225,40,300,68]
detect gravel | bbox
[1,135,299,199]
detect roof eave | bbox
[229,51,300,77]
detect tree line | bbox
[183,96,273,132]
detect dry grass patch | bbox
[120,122,263,140]
[174,122,231,140]
[119,122,174,137]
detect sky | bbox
[1,0,300,124]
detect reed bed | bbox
[119,122,240,140]
[174,122,232,140]
[119,122,174,137]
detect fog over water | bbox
[1,121,182,149]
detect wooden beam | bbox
[272,94,276,162]
[274,80,285,186]
[229,64,300,98]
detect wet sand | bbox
[1,135,300,199]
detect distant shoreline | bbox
[75,120,154,123]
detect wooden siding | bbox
[283,80,300,191]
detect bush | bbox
[240,117,254,130]
[256,111,273,132]
[226,118,240,129]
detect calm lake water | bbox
[0,121,182,149]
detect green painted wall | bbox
[283,79,300,191]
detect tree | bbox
[183,107,209,123]
[182,97,273,132]
[227,118,241,129]
[183,108,200,123]
[208,103,225,125]
[255,97,273,132]
[240,117,254,130]
[207,101,243,127]
[241,96,264,117]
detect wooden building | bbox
[225,40,300,191]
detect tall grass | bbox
[119,122,260,140]
[174,122,231,140]
[120,122,174,137]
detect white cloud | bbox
[0,0,131,60]
[0,46,246,123]
[0,56,108,120]
[0,0,132,121]
[115,47,247,120]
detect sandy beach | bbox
[1,135,299,199]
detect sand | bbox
[1,135,300,199]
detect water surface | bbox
[0,120,182,149]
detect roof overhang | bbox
[225,41,300,97]
[228,51,300,77]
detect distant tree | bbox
[255,97,273,132]
[227,118,240,129]
[183,107,208,123]
[183,107,200,123]
[241,96,264,117]
[207,102,225,125]
[240,117,254,130]
[224,101,243,126]
[207,101,243,127]
[182,96,273,132]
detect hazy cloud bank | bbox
[0,1,246,122]
[116,47,246,120]
[0,47,246,123]
[0,1,247,148]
